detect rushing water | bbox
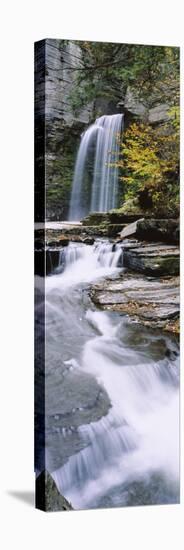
[43,241,179,509]
[68,114,123,221]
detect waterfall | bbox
[68,114,123,221]
[68,123,100,221]
[91,114,123,213]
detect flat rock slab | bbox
[122,242,179,276]
[90,273,179,332]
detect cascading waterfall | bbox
[91,114,123,213]
[44,241,179,509]
[68,114,123,221]
[68,123,100,221]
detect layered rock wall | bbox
[45,39,93,220]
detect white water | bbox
[44,242,179,509]
[68,114,123,221]
[91,114,123,212]
[46,241,123,291]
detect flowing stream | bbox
[44,241,179,509]
[68,114,123,220]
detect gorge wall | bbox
[45,39,93,220]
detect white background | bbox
[0,1,183,548]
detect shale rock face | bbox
[45,39,92,126]
[123,86,171,125]
[43,39,94,221]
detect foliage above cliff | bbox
[65,41,179,113]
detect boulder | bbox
[148,104,170,124]
[120,219,144,239]
[120,218,179,245]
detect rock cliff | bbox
[44,39,93,220]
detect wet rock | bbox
[123,243,179,276]
[46,250,60,275]
[46,225,107,242]
[90,273,179,332]
[83,237,95,245]
[82,212,108,226]
[58,237,69,246]
[107,224,127,237]
[45,365,111,471]
[36,470,73,511]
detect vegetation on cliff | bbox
[67,41,179,112]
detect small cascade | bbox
[68,114,123,221]
[53,241,123,280]
[94,241,123,268]
[52,411,138,503]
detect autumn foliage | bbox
[117,118,179,215]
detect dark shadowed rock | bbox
[107,224,127,237]
[136,219,179,244]
[83,236,95,245]
[36,470,73,512]
[120,218,179,245]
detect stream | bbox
[43,241,179,509]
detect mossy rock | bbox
[82,212,109,226]
[36,470,73,512]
